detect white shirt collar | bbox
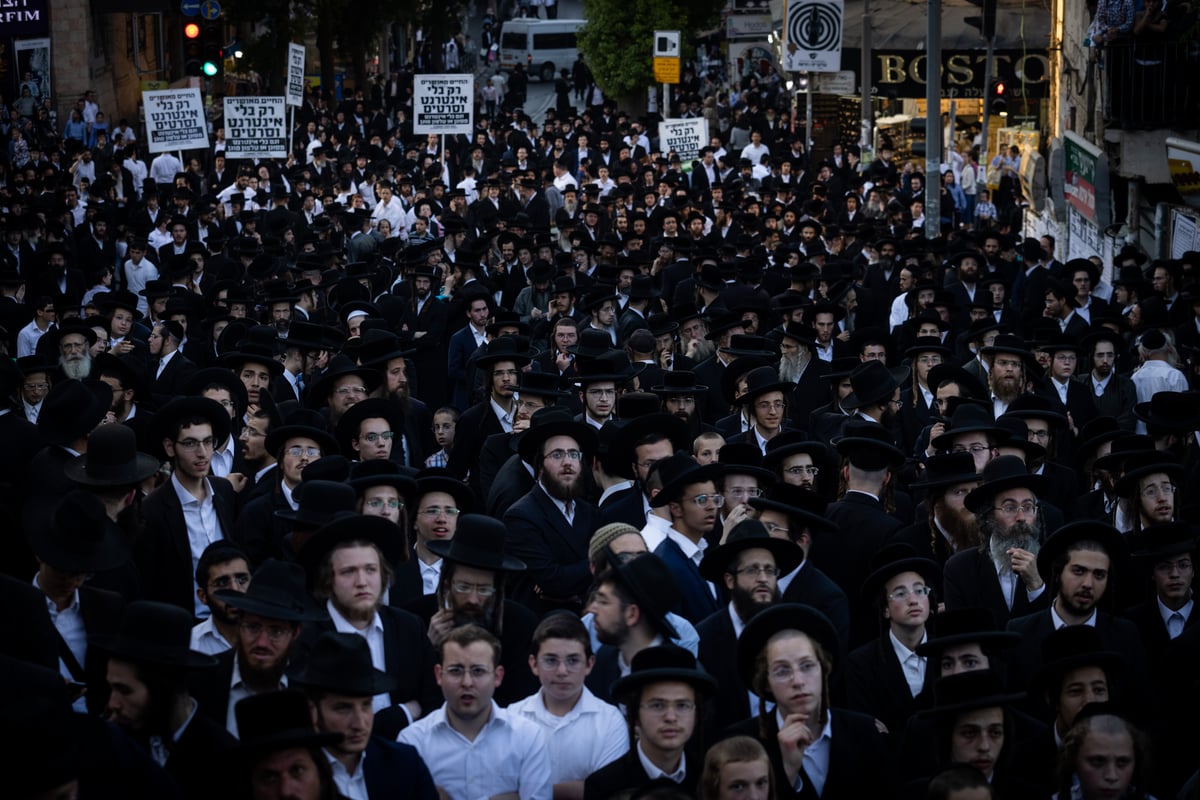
[636,740,687,783]
[1158,595,1193,627]
[1050,603,1098,629]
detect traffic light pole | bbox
[979,38,994,175]
[924,0,941,239]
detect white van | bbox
[498,18,585,82]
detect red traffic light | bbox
[184,22,201,38]
[994,80,1006,96]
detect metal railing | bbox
[1103,40,1200,130]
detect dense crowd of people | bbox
[1,54,1199,800]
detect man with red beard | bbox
[504,417,602,616]
[892,452,982,565]
[980,333,1035,418]
[696,519,802,730]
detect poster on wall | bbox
[13,37,50,105]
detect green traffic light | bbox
[202,61,219,77]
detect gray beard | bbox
[985,518,1042,573]
[60,352,92,380]
[779,353,809,384]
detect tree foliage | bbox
[577,0,723,98]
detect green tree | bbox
[577,0,722,99]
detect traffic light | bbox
[989,79,1008,117]
[183,20,202,77]
[965,0,997,40]
[201,19,223,78]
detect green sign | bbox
[1065,132,1098,223]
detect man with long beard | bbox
[943,456,1049,626]
[696,519,802,730]
[981,333,1035,417]
[504,418,602,616]
[54,324,95,380]
[893,452,982,565]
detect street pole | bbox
[924,0,942,239]
[805,74,813,159]
[979,37,995,176]
[861,2,872,149]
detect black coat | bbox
[781,564,852,653]
[150,353,199,408]
[503,484,602,616]
[164,708,238,800]
[943,547,1050,629]
[485,452,536,519]
[599,487,647,529]
[362,737,440,800]
[137,476,238,614]
[843,633,932,739]
[724,708,892,799]
[445,399,504,496]
[1123,598,1199,673]
[584,748,698,800]
[697,606,756,730]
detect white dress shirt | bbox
[637,740,687,783]
[508,687,628,783]
[328,600,391,712]
[888,629,928,697]
[1049,604,1098,629]
[189,616,235,656]
[34,575,87,712]
[226,656,288,737]
[398,702,553,800]
[326,749,369,800]
[171,472,226,617]
[1159,596,1192,639]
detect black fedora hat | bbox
[910,452,981,490]
[1092,434,1156,473]
[92,600,218,669]
[748,484,838,534]
[426,513,526,572]
[919,671,1024,717]
[348,459,418,498]
[234,689,342,760]
[929,403,1004,451]
[1133,391,1200,432]
[275,480,359,528]
[717,441,776,484]
[357,329,416,368]
[841,360,910,411]
[264,407,338,458]
[914,607,1020,657]
[37,379,111,446]
[1112,452,1183,497]
[964,455,1047,514]
[603,551,681,640]
[611,644,716,701]
[334,397,406,456]
[154,396,232,450]
[414,469,478,514]
[648,453,724,508]
[762,432,832,474]
[721,356,772,404]
[307,355,381,408]
[217,343,285,376]
[699,519,803,583]
[651,370,708,396]
[64,423,159,486]
[516,369,568,399]
[860,542,941,602]
[980,333,1038,372]
[736,604,840,686]
[217,559,327,622]
[1029,625,1123,697]
[1075,417,1125,463]
[1036,521,1127,582]
[28,489,131,573]
[95,289,144,319]
[610,412,691,465]
[719,334,781,360]
[735,365,792,406]
[904,335,954,360]
[1130,522,1198,563]
[183,366,251,417]
[517,407,600,466]
[289,632,399,696]
[297,513,406,588]
[1003,394,1068,428]
[475,336,533,370]
[571,355,628,386]
[834,419,905,470]
[573,328,616,359]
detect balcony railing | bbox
[1103,40,1200,130]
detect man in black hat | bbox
[1123,523,1197,667]
[296,515,439,726]
[839,359,909,444]
[1079,329,1137,433]
[94,351,158,454]
[447,291,493,411]
[696,519,802,730]
[1032,625,1123,748]
[475,369,567,495]
[598,410,691,530]
[149,319,198,408]
[190,541,252,656]
[388,473,476,607]
[583,644,715,798]
[27,377,113,520]
[503,413,602,616]
[398,625,552,798]
[191,559,320,737]
[100,601,235,799]
[893,452,983,565]
[1031,334,1097,436]
[406,513,539,705]
[233,689,344,800]
[292,632,438,799]
[1003,521,1148,697]
[944,455,1049,626]
[138,397,238,615]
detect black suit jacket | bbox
[503,485,602,615]
[584,749,696,800]
[165,707,237,800]
[599,487,647,529]
[137,476,238,614]
[697,606,756,730]
[781,564,852,652]
[363,737,439,800]
[843,633,932,738]
[485,452,536,519]
[725,708,892,799]
[151,352,199,408]
[445,399,503,494]
[943,548,1049,629]
[1123,599,1198,674]
[1004,609,1150,699]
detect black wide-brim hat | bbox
[37,379,112,447]
[1133,391,1200,432]
[217,559,327,622]
[28,490,131,574]
[860,543,942,602]
[649,454,725,508]
[274,480,359,529]
[1028,625,1124,697]
[699,519,803,583]
[735,365,793,406]
[717,441,777,484]
[92,600,218,670]
[1131,522,1199,563]
[306,357,382,408]
[414,470,478,513]
[183,367,251,415]
[218,346,286,376]
[748,485,838,533]
[918,671,1025,718]
[611,643,717,701]
[762,434,833,474]
[289,632,399,696]
[929,404,1006,451]
[910,452,981,490]
[233,690,343,762]
[737,604,840,686]
[297,514,406,588]
[475,337,534,370]
[425,513,526,572]
[964,455,1048,514]
[64,423,160,486]
[651,370,709,395]
[1036,521,1128,582]
[517,416,600,467]
[153,396,232,449]
[610,413,691,465]
[1113,457,1183,497]
[914,607,1021,657]
[334,397,406,453]
[348,459,419,498]
[841,361,910,411]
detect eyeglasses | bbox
[210,573,251,589]
[636,458,665,471]
[733,564,780,578]
[240,621,293,642]
[887,585,933,602]
[683,493,725,508]
[285,445,322,458]
[451,581,496,597]
[1027,429,1051,441]
[545,449,583,462]
[537,655,586,672]
[1141,483,1177,501]
[516,399,544,412]
[755,400,785,412]
[993,501,1039,517]
[915,356,943,365]
[176,437,216,452]
[335,385,368,396]
[365,497,403,510]
[361,431,394,443]
[725,487,763,499]
[442,665,493,680]
[22,382,50,391]
[952,444,991,455]
[761,521,792,537]
[768,661,821,682]
[1155,559,1193,574]
[586,388,617,398]
[242,427,265,438]
[640,700,696,716]
[419,506,460,517]
[493,369,520,378]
